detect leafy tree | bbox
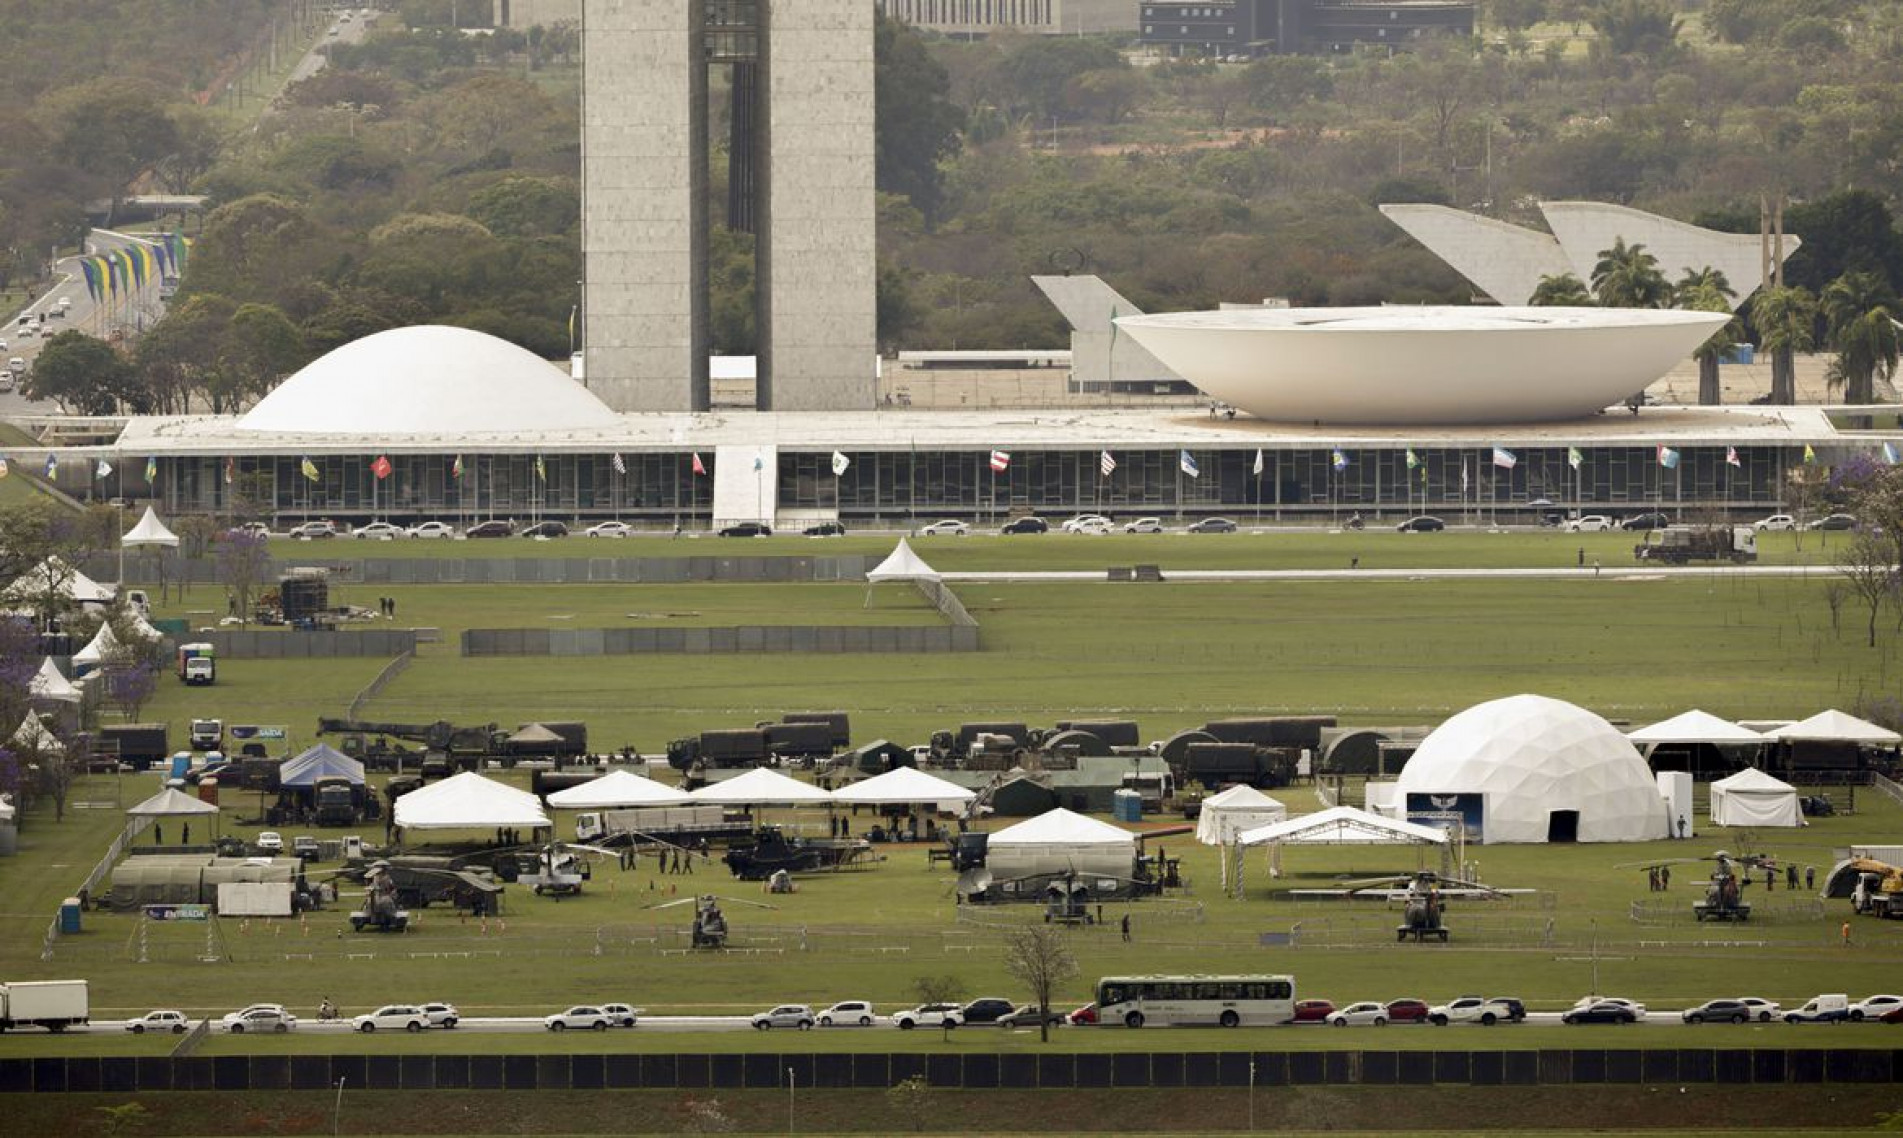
[1530,274,1593,306]
[1002,924,1079,1044]
[876,262,923,355]
[1677,275,1742,406]
[1066,68,1149,126]
[104,661,158,722]
[1589,0,1682,61]
[1241,56,1334,119]
[991,37,1126,122]
[24,331,143,414]
[1590,239,1669,307]
[875,13,965,225]
[1821,271,1900,405]
[214,529,272,626]
[225,304,308,407]
[1751,285,1818,406]
[467,176,579,238]
[1783,190,1903,296]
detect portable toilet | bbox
[198,777,219,807]
[60,896,83,933]
[168,752,193,781]
[1112,787,1143,822]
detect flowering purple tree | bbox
[105,661,158,722]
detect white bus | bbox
[1095,974,1296,1028]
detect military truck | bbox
[1634,525,1758,564]
[667,728,771,770]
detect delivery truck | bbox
[0,980,89,1032]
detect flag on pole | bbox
[1179,450,1200,478]
[1492,446,1518,470]
[831,451,850,476]
[95,459,112,479]
[144,456,156,483]
[1331,449,1348,472]
[989,450,1011,472]
[1567,446,1583,470]
[451,455,464,480]
[223,457,235,485]
[1252,449,1264,477]
[301,457,320,483]
[1885,443,1900,466]
[371,455,393,480]
[1656,444,1680,470]
[1099,450,1116,477]
[752,454,763,472]
[0,457,8,479]
[1727,446,1743,468]
[691,452,707,476]
[1405,449,1419,470]
[1803,444,1816,464]
[535,455,546,482]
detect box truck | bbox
[0,980,89,1032]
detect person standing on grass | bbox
[1807,866,1816,891]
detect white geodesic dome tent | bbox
[1395,694,1669,844]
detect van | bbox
[8,356,24,375]
[1784,994,1849,1023]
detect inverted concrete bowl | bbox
[1115,306,1730,425]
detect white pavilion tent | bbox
[1195,785,1287,845]
[828,765,973,812]
[121,507,179,549]
[1626,710,1766,744]
[1765,710,1903,745]
[126,784,220,842]
[688,766,833,806]
[2,557,115,606]
[71,621,127,672]
[1230,805,1449,894]
[985,807,1137,884]
[28,658,81,704]
[1709,767,1802,828]
[546,769,692,809]
[393,771,550,832]
[866,539,939,585]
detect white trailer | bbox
[0,980,89,1032]
[574,805,739,845]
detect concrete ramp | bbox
[711,444,777,529]
[1032,274,1182,390]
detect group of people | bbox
[619,839,710,875]
[376,596,399,617]
[1647,865,1672,891]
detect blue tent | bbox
[278,743,366,788]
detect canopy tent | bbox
[546,769,692,809]
[121,507,180,549]
[393,770,550,831]
[688,766,833,806]
[1709,767,1802,827]
[1765,709,1903,744]
[28,658,81,704]
[2,557,115,606]
[1195,785,1288,845]
[12,713,65,755]
[988,806,1135,847]
[126,785,220,818]
[1627,710,1766,744]
[980,808,1138,897]
[278,743,366,788]
[71,621,127,670]
[124,610,165,643]
[866,539,940,584]
[508,723,565,746]
[1235,805,1449,847]
[828,765,974,809]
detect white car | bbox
[255,831,284,854]
[586,521,634,539]
[818,1000,876,1027]
[1850,994,1903,1021]
[1123,517,1164,534]
[892,1003,962,1030]
[126,1010,191,1034]
[223,1007,296,1033]
[600,1003,640,1027]
[1571,995,1646,1017]
[1753,514,1797,532]
[918,520,969,537]
[419,1002,461,1028]
[353,521,407,540]
[545,1005,614,1031]
[1564,515,1614,532]
[1062,514,1112,534]
[1427,997,1519,1026]
[352,1004,431,1033]
[750,1004,816,1030]
[408,521,457,540]
[1735,997,1782,1022]
[1326,1001,1390,1027]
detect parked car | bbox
[465,520,514,539]
[1620,512,1671,531]
[1562,1000,1639,1025]
[1123,517,1165,534]
[544,1006,613,1031]
[407,521,457,540]
[223,1008,296,1033]
[750,1004,815,1030]
[420,1002,461,1028]
[1809,513,1859,531]
[1428,996,1522,1025]
[893,1003,962,1030]
[802,522,847,537]
[1563,515,1614,533]
[1000,517,1049,534]
[1065,1003,1099,1026]
[1735,997,1782,1022]
[291,836,320,861]
[255,831,284,854]
[352,1004,431,1033]
[997,1004,1067,1029]
[1753,514,1797,532]
[1185,517,1238,533]
[1396,515,1446,532]
[960,997,1017,1025]
[817,1001,874,1027]
[1062,514,1112,533]
[1571,996,1646,1017]
[1850,994,1903,1021]
[599,1003,639,1028]
[126,1010,191,1034]
[285,520,338,539]
[1327,1002,1391,1027]
[521,520,569,538]
[719,522,773,538]
[585,521,634,538]
[1383,998,1432,1024]
[1289,999,1336,1024]
[353,522,407,540]
[1681,999,1755,1024]
[918,520,969,536]
[1879,1005,1903,1025]
[234,521,272,539]
[1785,994,1850,1023]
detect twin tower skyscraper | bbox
[582,1,876,413]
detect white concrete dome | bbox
[1115,306,1729,425]
[1396,694,1668,844]
[237,325,621,435]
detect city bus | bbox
[1095,974,1296,1028]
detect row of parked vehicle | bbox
[260,519,842,540]
[749,997,1064,1031]
[1292,993,1899,1026]
[918,515,1241,536]
[1560,511,1858,534]
[125,1002,463,1035]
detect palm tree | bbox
[1590,239,1670,308]
[1820,271,1900,405]
[1679,281,1741,406]
[1673,266,1735,308]
[1528,273,1594,306]
[1750,285,1818,406]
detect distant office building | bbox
[875,0,1134,35]
[1140,0,1475,57]
[493,0,579,26]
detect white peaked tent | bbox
[12,713,64,755]
[1627,710,1766,745]
[1395,694,1669,844]
[1196,785,1288,845]
[28,658,81,703]
[1235,805,1448,847]
[829,765,974,810]
[2,557,115,605]
[126,785,220,820]
[121,507,180,549]
[986,807,1137,881]
[866,539,939,584]
[688,766,833,806]
[393,771,550,831]
[71,621,126,671]
[1710,767,1802,827]
[547,769,692,809]
[1766,710,1903,745]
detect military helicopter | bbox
[645,893,777,949]
[722,826,870,881]
[1339,870,1506,943]
[1622,850,1777,922]
[349,863,411,932]
[509,841,618,896]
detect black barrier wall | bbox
[4,1049,1900,1093]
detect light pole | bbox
[786,1065,795,1134]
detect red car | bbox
[1289,999,1335,1024]
[1065,1003,1098,1026]
[1880,1005,1903,1024]
[1384,999,1432,1024]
